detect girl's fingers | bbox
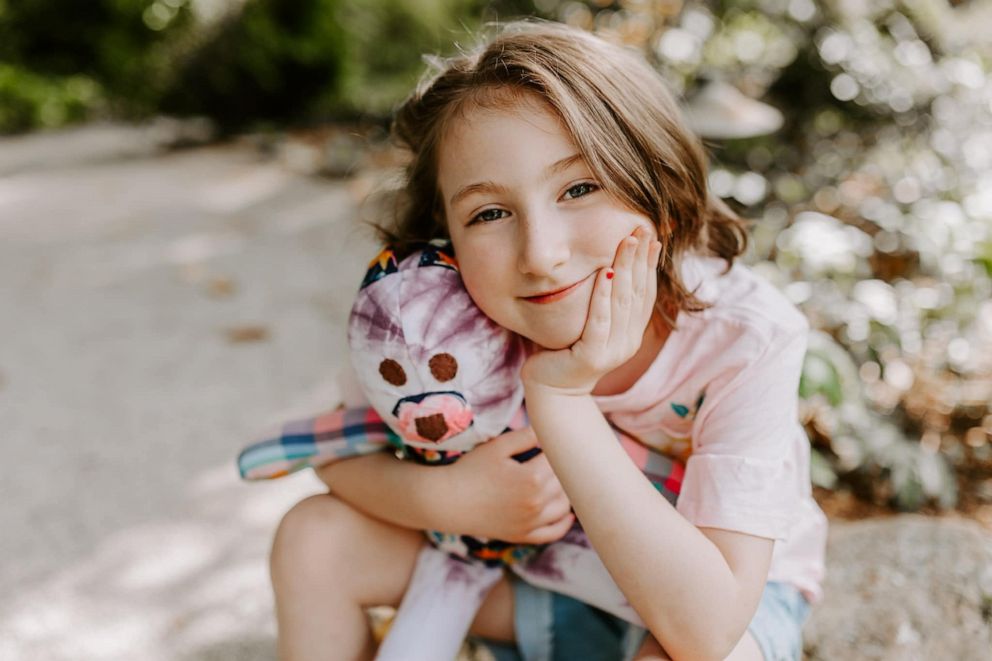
[576,228,659,377]
[630,229,651,305]
[580,266,614,350]
[524,512,576,545]
[537,492,573,525]
[608,234,637,342]
[643,240,661,319]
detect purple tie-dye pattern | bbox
[520,521,597,581]
[560,524,594,549]
[348,247,525,453]
[444,556,480,586]
[349,286,404,345]
[519,545,566,582]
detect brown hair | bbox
[378,20,748,327]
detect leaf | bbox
[810,449,838,489]
[224,325,270,343]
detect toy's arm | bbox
[237,406,399,480]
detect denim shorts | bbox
[475,579,810,661]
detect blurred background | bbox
[2,0,991,659]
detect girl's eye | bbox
[562,182,598,200]
[471,208,509,224]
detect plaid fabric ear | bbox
[237,406,401,480]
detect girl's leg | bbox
[631,630,762,660]
[470,575,516,642]
[270,493,424,661]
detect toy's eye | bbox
[379,359,407,386]
[429,353,458,382]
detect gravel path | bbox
[0,124,378,660]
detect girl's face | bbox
[438,93,658,350]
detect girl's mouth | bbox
[522,274,591,304]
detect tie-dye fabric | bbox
[348,242,527,454]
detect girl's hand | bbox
[522,226,662,395]
[443,427,575,544]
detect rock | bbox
[804,515,992,660]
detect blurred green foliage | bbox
[0,64,104,132]
[159,0,351,130]
[0,0,517,133]
[0,0,196,130]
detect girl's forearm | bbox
[316,453,452,532]
[524,387,749,661]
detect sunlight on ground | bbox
[198,167,292,215]
[0,464,323,661]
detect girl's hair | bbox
[378,20,748,326]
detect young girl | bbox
[270,20,827,661]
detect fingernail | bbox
[605,269,615,280]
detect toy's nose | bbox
[415,413,448,442]
[394,392,473,444]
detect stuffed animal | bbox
[239,243,684,660]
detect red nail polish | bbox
[605,269,615,280]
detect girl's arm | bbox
[314,426,576,545]
[522,228,772,660]
[525,388,772,660]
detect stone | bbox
[804,515,992,660]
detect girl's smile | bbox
[521,272,594,304]
[438,92,658,350]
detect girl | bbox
[270,20,827,661]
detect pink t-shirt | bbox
[594,254,828,604]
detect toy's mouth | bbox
[392,391,474,443]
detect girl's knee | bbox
[271,494,359,570]
[632,634,671,660]
[271,493,423,607]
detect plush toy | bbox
[238,243,684,660]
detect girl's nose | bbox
[517,212,570,277]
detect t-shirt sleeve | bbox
[675,319,808,540]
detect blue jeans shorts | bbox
[475,580,810,661]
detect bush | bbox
[160,0,488,131]
[0,0,500,133]
[0,0,195,129]
[0,65,104,132]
